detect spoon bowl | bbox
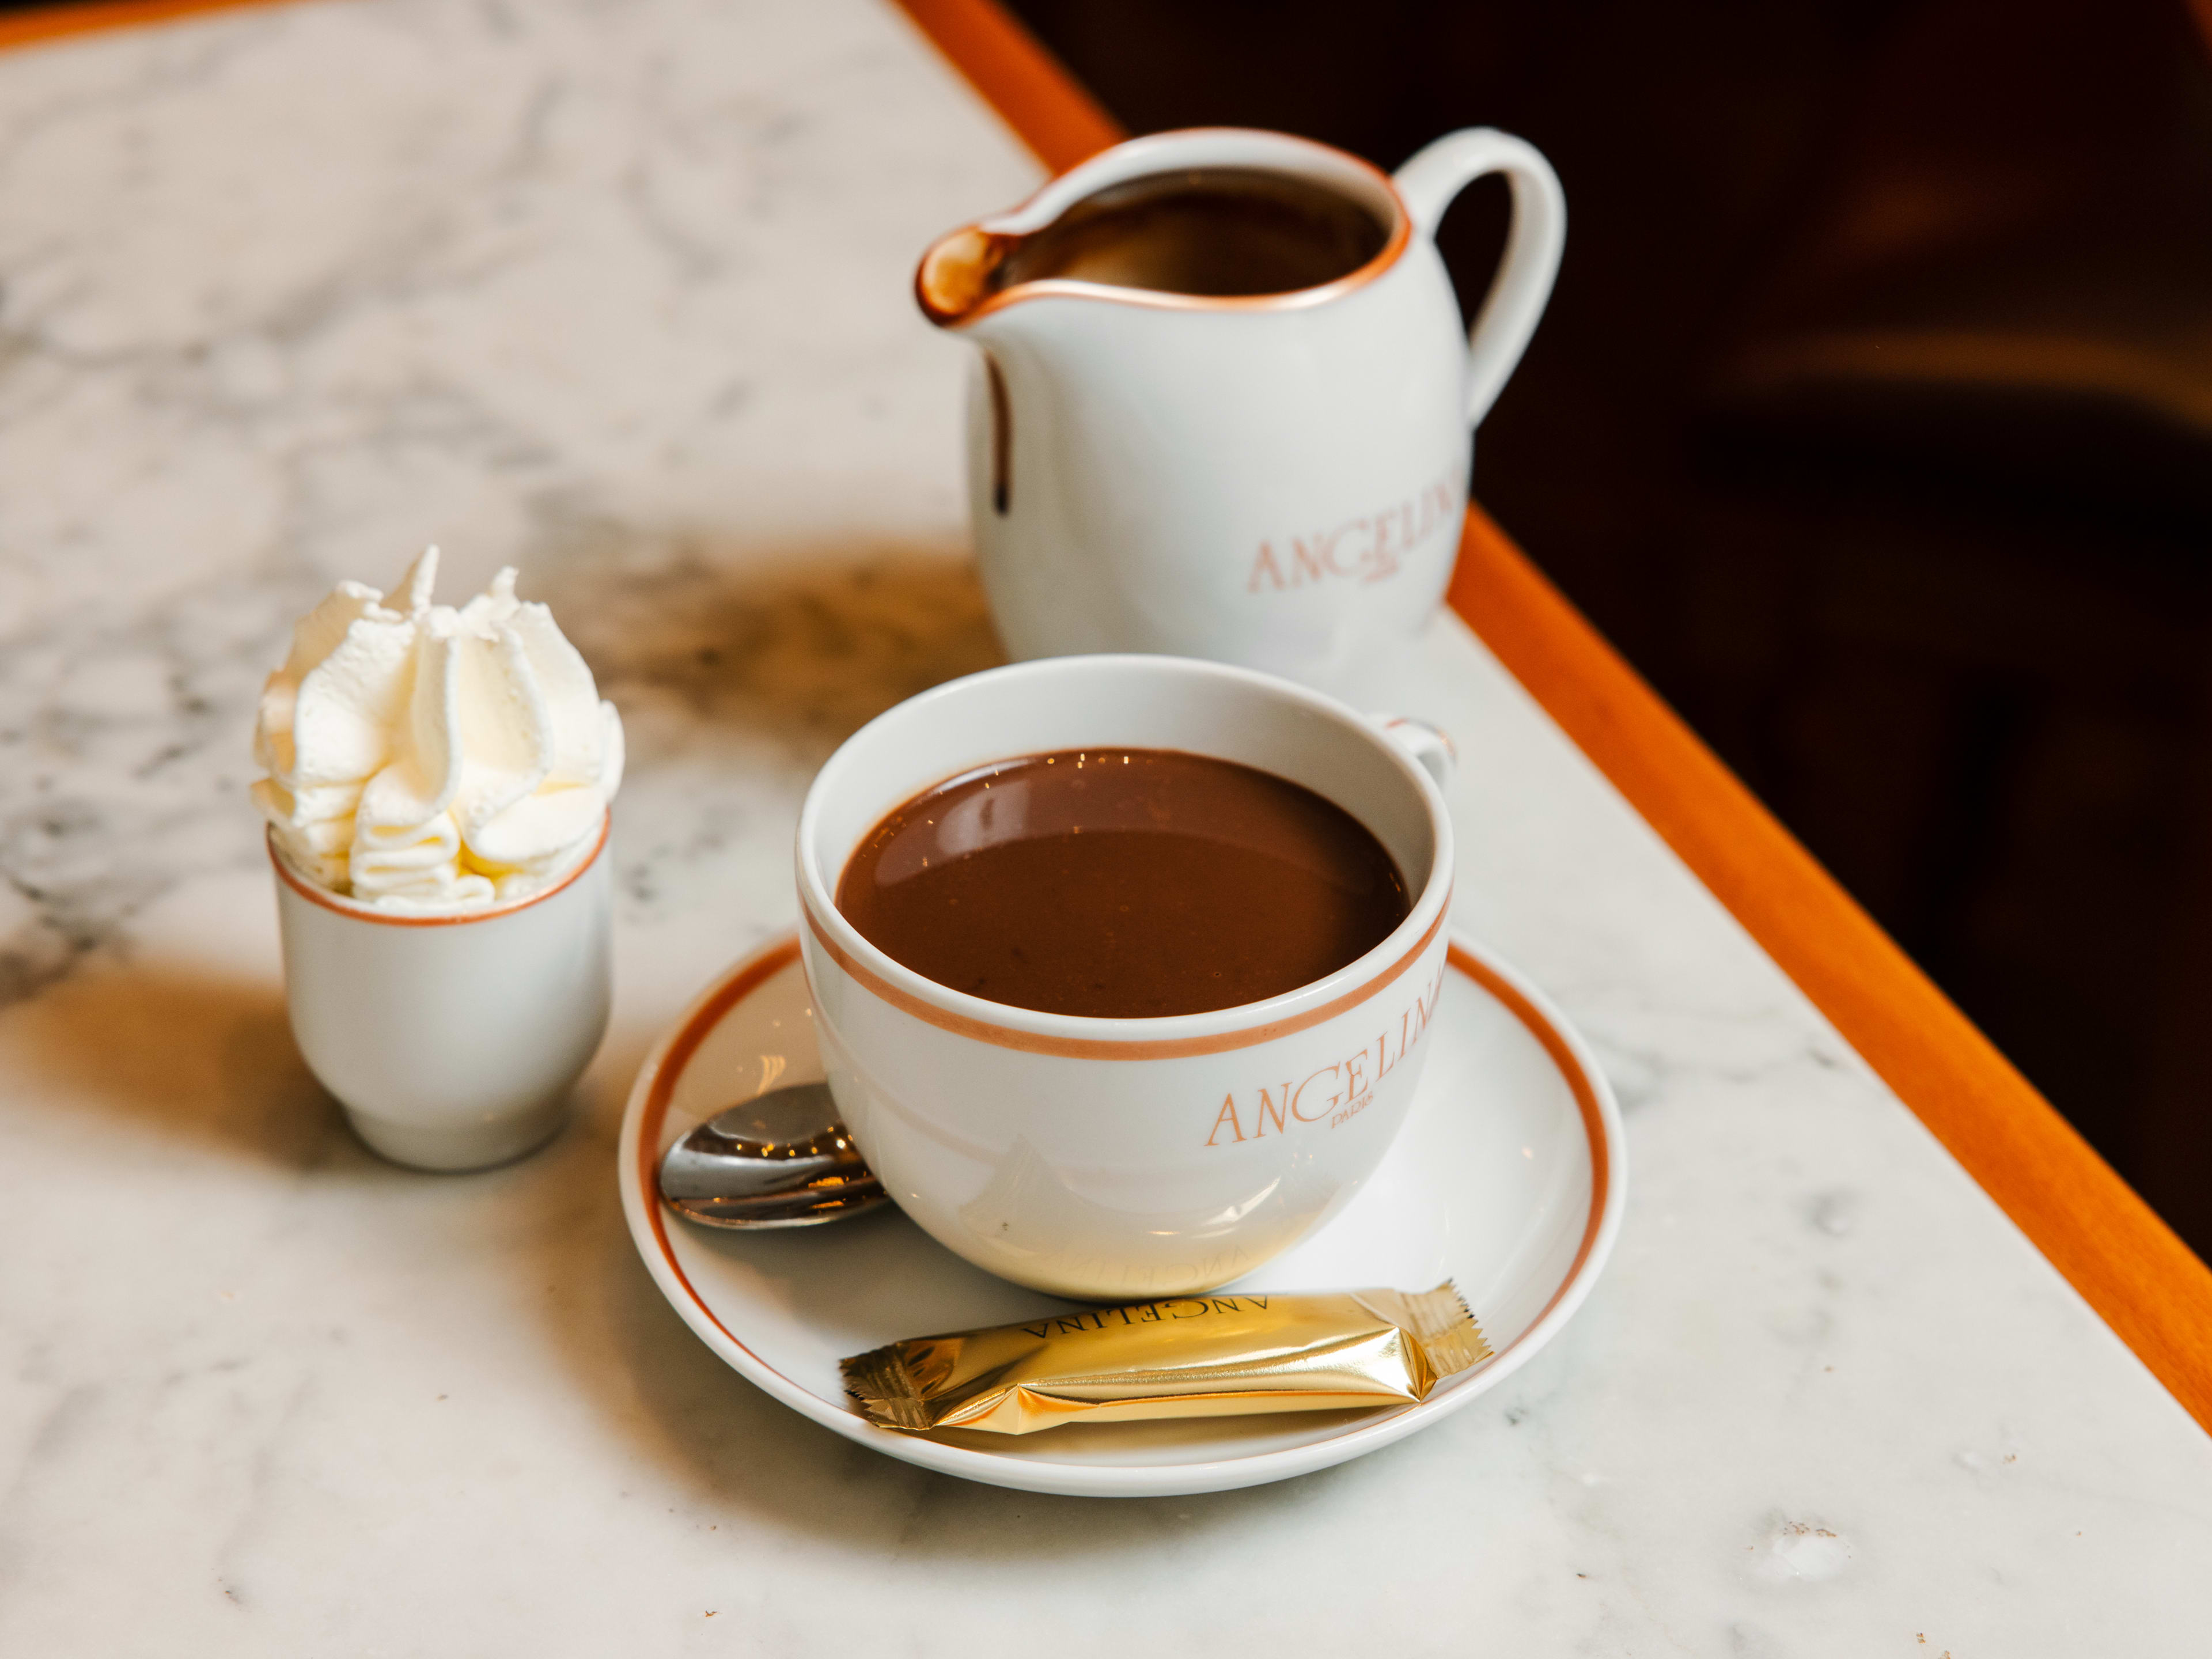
[658,1081,889,1228]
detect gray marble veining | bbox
[1,1,2208,1654]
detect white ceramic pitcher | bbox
[917,126,1565,697]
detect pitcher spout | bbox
[912,219,1105,346]
[915,225,1019,329]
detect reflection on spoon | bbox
[657,1081,888,1229]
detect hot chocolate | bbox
[835,748,1410,1018]
[990,166,1389,298]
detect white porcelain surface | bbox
[1,1,2209,1653]
[796,654,1454,1298]
[934,126,1563,700]
[272,828,612,1171]
[622,930,1623,1495]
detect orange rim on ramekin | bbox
[266,814,610,928]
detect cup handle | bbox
[1370,714,1457,791]
[1392,128,1566,427]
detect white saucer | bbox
[618,930,1626,1498]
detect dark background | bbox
[1005,0,2212,1254]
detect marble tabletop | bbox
[2,0,2208,1652]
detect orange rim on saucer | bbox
[627,932,1613,1445]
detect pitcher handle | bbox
[1393,128,1566,427]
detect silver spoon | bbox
[658,1081,888,1228]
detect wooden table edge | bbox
[0,0,286,52]
[9,0,2206,1433]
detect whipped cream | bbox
[253,548,623,910]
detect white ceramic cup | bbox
[270,821,613,1172]
[796,656,1455,1300]
[917,126,1565,699]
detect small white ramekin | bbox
[269,820,612,1172]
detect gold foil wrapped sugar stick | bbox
[842,1283,1490,1435]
